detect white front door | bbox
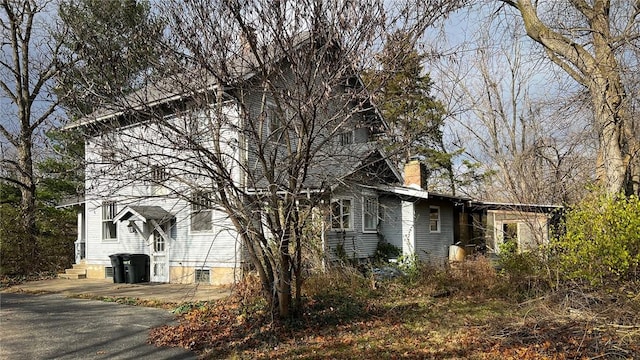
[150,224,170,282]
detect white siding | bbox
[83,103,243,279]
[84,197,240,270]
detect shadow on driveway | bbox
[0,293,198,360]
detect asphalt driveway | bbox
[0,293,197,360]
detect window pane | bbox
[363,197,377,231]
[429,207,439,232]
[154,234,165,252]
[342,200,351,229]
[103,221,117,239]
[331,201,341,229]
[102,202,117,239]
[191,210,212,231]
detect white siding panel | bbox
[401,200,415,257]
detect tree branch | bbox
[0,123,18,146]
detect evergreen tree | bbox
[366,31,458,193]
[56,0,165,115]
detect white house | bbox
[60,35,560,285]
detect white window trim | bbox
[101,201,118,242]
[331,197,353,231]
[195,268,211,284]
[361,195,378,233]
[429,206,441,233]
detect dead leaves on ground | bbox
[149,287,640,359]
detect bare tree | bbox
[429,10,593,204]
[77,0,462,318]
[495,0,640,196]
[1,0,64,271]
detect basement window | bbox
[195,269,210,284]
[105,267,114,278]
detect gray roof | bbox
[113,206,174,223]
[248,142,401,192]
[64,32,316,130]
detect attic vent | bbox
[339,131,353,145]
[105,267,114,278]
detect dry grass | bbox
[149,260,640,359]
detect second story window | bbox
[191,192,213,232]
[150,166,169,195]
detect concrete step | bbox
[72,263,88,270]
[58,273,87,279]
[57,264,88,280]
[65,268,87,275]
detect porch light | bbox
[128,220,136,233]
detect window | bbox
[150,165,169,195]
[151,165,169,183]
[98,132,117,162]
[195,269,210,283]
[362,196,378,232]
[191,192,213,232]
[502,223,519,244]
[105,267,114,278]
[331,198,352,230]
[266,107,286,141]
[429,206,440,233]
[154,232,165,252]
[102,202,118,240]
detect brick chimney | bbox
[404,159,428,189]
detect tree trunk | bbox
[277,232,292,318]
[591,79,627,195]
[17,135,38,273]
[505,0,638,195]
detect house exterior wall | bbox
[413,199,455,265]
[489,210,550,253]
[325,186,381,261]
[82,104,243,284]
[378,195,402,251]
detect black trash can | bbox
[123,254,150,283]
[109,253,127,283]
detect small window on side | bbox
[429,206,440,233]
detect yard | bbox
[149,258,640,359]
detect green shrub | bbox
[552,193,640,285]
[496,242,548,299]
[373,241,401,263]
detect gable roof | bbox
[113,206,175,223]
[63,32,318,130]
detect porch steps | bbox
[58,262,87,280]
